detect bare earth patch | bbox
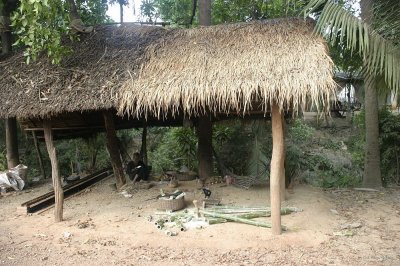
[0,177,399,265]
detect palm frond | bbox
[373,0,400,46]
[303,0,400,93]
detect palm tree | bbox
[303,0,400,188]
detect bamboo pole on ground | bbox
[43,121,64,222]
[270,101,285,235]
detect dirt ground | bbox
[0,176,399,266]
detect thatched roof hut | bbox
[0,18,337,234]
[119,18,337,118]
[0,24,166,119]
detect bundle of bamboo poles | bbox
[200,205,302,230]
[151,203,302,233]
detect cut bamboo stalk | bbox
[208,218,228,225]
[200,210,287,230]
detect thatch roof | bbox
[119,18,337,118]
[0,24,166,119]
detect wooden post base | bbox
[43,121,64,222]
[270,102,285,235]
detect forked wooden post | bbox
[103,111,126,189]
[270,102,285,235]
[43,121,64,222]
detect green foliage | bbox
[11,0,112,64]
[11,0,71,64]
[378,108,400,184]
[149,0,194,25]
[54,135,110,177]
[286,119,361,188]
[76,0,111,25]
[172,127,197,169]
[0,147,7,172]
[349,108,400,185]
[213,121,258,176]
[247,121,271,179]
[213,0,305,24]
[288,119,314,144]
[148,127,198,173]
[142,0,306,26]
[140,0,159,22]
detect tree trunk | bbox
[32,131,46,179]
[5,118,19,169]
[362,76,382,187]
[361,0,382,188]
[390,90,398,110]
[346,84,352,122]
[141,124,148,165]
[43,121,63,222]
[270,102,285,235]
[66,0,80,20]
[103,111,126,189]
[119,2,124,23]
[189,0,198,25]
[0,0,12,55]
[199,0,211,26]
[0,30,11,54]
[196,0,213,181]
[2,3,19,170]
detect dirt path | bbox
[0,177,399,265]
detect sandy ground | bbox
[0,176,399,266]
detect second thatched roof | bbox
[119,18,337,118]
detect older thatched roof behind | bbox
[119,18,337,118]
[0,24,166,119]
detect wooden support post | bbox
[32,131,46,179]
[141,123,148,165]
[103,111,126,189]
[5,118,20,169]
[43,121,64,222]
[270,102,285,235]
[197,116,213,180]
[281,113,286,201]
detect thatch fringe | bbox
[119,18,337,118]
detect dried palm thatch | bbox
[119,18,337,119]
[0,24,167,119]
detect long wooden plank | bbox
[19,168,112,214]
[21,168,110,206]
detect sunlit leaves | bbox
[11,0,70,64]
[11,0,111,64]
